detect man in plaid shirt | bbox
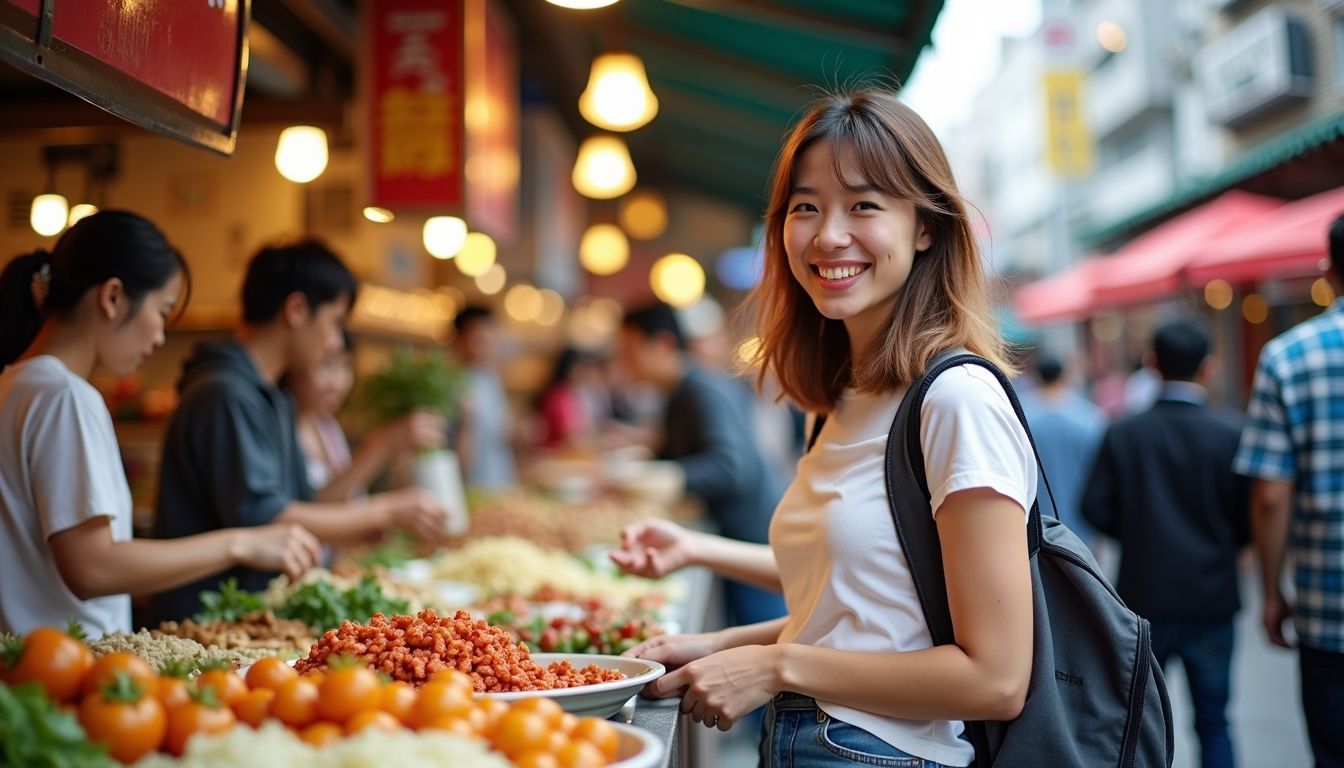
[1234,213,1344,768]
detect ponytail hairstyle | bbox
[0,210,190,369]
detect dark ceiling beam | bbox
[499,0,591,141]
[626,25,811,91]
[658,0,907,55]
[279,0,358,62]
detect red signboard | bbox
[0,0,246,154]
[368,0,465,211]
[51,0,242,128]
[462,0,519,242]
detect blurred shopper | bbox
[0,212,320,637]
[284,332,445,500]
[1019,353,1105,548]
[618,301,787,628]
[611,89,1034,767]
[152,241,448,622]
[451,305,517,491]
[1235,213,1344,768]
[1082,317,1249,768]
[533,346,606,451]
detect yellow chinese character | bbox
[379,88,456,178]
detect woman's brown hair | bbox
[750,88,1013,413]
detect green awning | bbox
[1081,110,1344,249]
[514,0,945,215]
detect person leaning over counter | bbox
[150,240,451,623]
[0,212,321,639]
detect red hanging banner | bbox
[368,0,465,211]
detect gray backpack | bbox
[810,351,1175,767]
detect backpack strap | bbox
[806,412,827,451]
[886,351,1057,643]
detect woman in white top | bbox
[610,89,1036,767]
[0,211,322,639]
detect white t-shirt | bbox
[771,364,1037,766]
[0,356,133,638]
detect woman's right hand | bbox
[232,524,323,580]
[609,518,699,578]
[624,631,726,672]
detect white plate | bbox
[610,721,664,768]
[480,653,665,719]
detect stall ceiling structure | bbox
[0,0,944,218]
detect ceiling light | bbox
[579,52,658,132]
[572,135,636,199]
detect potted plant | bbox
[355,347,470,535]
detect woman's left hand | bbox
[644,644,781,731]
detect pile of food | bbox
[428,536,676,601]
[480,594,666,656]
[88,630,270,670]
[294,611,626,691]
[156,613,315,653]
[457,491,665,553]
[1,624,632,766]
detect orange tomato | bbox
[155,676,192,711]
[422,714,478,738]
[475,698,510,737]
[3,626,94,703]
[379,680,417,724]
[299,721,345,747]
[84,652,157,697]
[165,697,236,756]
[571,717,619,760]
[345,709,402,735]
[546,728,572,753]
[197,669,248,708]
[510,697,567,730]
[232,687,275,728]
[557,740,607,768]
[244,658,297,692]
[514,752,562,768]
[429,668,475,693]
[558,712,579,735]
[270,677,320,728]
[410,679,474,727]
[78,679,167,763]
[316,665,382,724]
[493,710,552,759]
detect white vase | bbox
[412,449,470,536]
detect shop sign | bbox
[1042,69,1094,178]
[462,0,519,242]
[0,0,247,154]
[368,0,465,211]
[1198,8,1313,128]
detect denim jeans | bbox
[1300,646,1344,768]
[1149,618,1235,768]
[758,692,957,768]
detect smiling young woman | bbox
[611,88,1034,768]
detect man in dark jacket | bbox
[151,241,448,622]
[1082,317,1250,768]
[618,301,786,627]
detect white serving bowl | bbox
[480,653,665,718]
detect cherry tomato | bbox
[197,669,248,708]
[78,675,167,763]
[514,752,562,768]
[165,697,236,756]
[156,675,192,710]
[270,677,319,728]
[84,652,157,697]
[410,679,474,728]
[232,687,276,728]
[557,740,607,768]
[345,709,402,735]
[3,626,93,703]
[570,716,619,760]
[316,665,382,724]
[299,721,344,747]
[494,710,552,759]
[244,657,297,692]
[379,681,417,724]
[423,714,478,738]
[511,696,567,729]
